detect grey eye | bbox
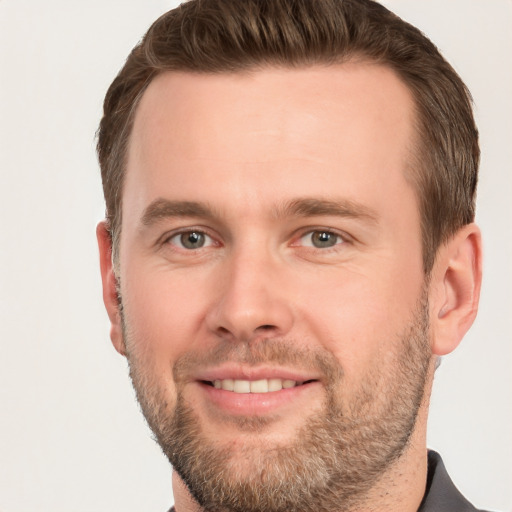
[300,230,342,248]
[166,230,216,251]
[178,231,207,249]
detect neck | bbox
[172,471,204,512]
[352,427,429,512]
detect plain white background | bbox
[0,1,510,511]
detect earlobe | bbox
[430,224,482,356]
[96,221,126,356]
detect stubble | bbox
[123,292,432,512]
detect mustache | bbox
[172,338,344,384]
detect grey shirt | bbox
[418,450,489,512]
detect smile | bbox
[196,373,322,416]
[209,378,314,393]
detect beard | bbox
[122,292,432,512]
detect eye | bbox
[167,230,214,250]
[299,230,344,249]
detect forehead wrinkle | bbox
[272,197,379,224]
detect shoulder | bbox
[419,451,493,512]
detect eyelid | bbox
[158,226,220,249]
[291,227,352,247]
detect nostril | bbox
[211,321,284,343]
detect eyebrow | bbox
[141,198,217,226]
[140,196,379,227]
[273,197,379,223]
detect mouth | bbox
[202,378,318,393]
[193,372,322,418]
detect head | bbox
[97,2,482,512]
[97,0,479,274]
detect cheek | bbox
[295,266,423,378]
[120,267,208,369]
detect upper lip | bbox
[194,364,321,383]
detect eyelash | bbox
[162,228,217,251]
[160,227,349,253]
[293,228,349,251]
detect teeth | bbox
[282,379,296,389]
[250,379,269,393]
[233,380,251,393]
[268,378,284,391]
[213,378,300,393]
[221,379,234,391]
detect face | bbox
[114,63,432,512]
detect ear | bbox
[96,221,126,356]
[429,223,482,356]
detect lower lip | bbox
[197,381,320,416]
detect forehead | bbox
[125,63,417,222]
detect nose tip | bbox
[210,303,292,344]
[205,260,294,344]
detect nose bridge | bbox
[206,239,294,342]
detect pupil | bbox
[181,232,204,249]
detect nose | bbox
[205,248,294,344]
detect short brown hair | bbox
[97,0,479,272]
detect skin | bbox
[98,62,482,511]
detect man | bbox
[96,1,488,511]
